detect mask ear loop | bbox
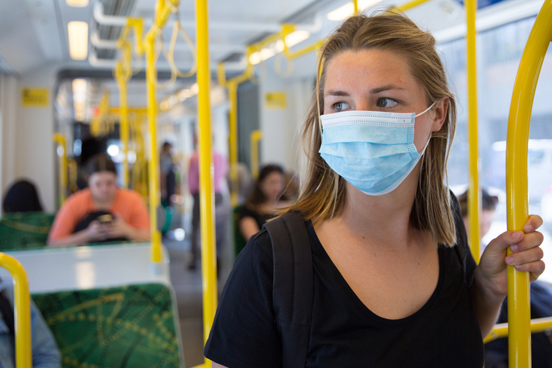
[415,101,437,118]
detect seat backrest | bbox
[32,283,183,368]
[0,212,55,251]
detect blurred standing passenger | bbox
[205,12,545,367]
[160,141,176,207]
[459,189,552,368]
[48,154,150,246]
[2,179,44,213]
[188,145,229,270]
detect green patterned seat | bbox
[0,212,55,251]
[33,283,183,368]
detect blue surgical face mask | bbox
[319,103,435,196]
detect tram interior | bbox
[0,0,552,366]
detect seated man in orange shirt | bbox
[48,154,150,246]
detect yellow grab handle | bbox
[0,253,31,368]
[506,1,552,366]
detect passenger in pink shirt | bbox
[188,148,228,270]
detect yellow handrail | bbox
[0,253,31,368]
[250,130,263,179]
[505,1,552,366]
[196,0,217,366]
[466,0,480,264]
[114,40,132,188]
[144,0,180,264]
[397,0,432,11]
[484,317,552,344]
[53,133,67,207]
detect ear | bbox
[431,97,448,132]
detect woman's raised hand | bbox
[476,215,545,299]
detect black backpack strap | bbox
[264,211,313,368]
[450,191,469,283]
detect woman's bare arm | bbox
[239,216,260,241]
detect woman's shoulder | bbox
[117,188,145,203]
[239,229,273,261]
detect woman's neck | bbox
[91,190,116,210]
[335,166,421,248]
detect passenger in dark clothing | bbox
[205,12,545,368]
[237,164,290,242]
[2,179,44,213]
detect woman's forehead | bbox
[324,49,418,92]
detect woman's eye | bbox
[333,102,350,112]
[377,98,398,108]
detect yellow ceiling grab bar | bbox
[0,253,31,368]
[505,1,552,366]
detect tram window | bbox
[438,15,552,282]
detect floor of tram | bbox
[163,212,234,368]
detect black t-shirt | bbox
[206,215,484,367]
[238,205,275,230]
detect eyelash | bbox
[330,98,399,111]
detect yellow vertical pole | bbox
[466,0,480,263]
[53,134,67,207]
[353,0,359,13]
[196,0,217,365]
[116,62,130,188]
[250,130,263,180]
[506,1,552,365]
[228,81,239,207]
[0,253,31,368]
[145,34,162,264]
[120,76,129,188]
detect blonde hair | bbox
[281,11,457,246]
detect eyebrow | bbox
[369,85,404,94]
[325,85,404,97]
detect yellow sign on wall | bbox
[22,88,49,107]
[265,92,287,109]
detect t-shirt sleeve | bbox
[128,192,150,230]
[238,205,257,221]
[48,195,82,241]
[205,231,282,368]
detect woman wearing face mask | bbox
[205,12,545,368]
[48,154,150,246]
